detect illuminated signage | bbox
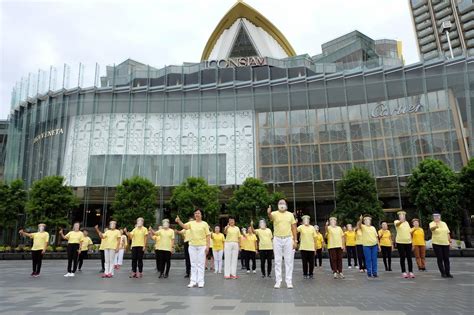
[33,128,64,144]
[370,102,423,119]
[204,56,267,68]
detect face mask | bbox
[242,228,247,234]
[38,226,45,232]
[303,218,310,225]
[163,222,170,228]
[109,222,116,229]
[259,220,266,229]
[137,220,144,227]
[73,224,80,231]
[278,204,287,212]
[364,219,371,225]
[330,220,336,227]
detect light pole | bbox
[441,21,454,59]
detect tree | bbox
[459,158,474,247]
[112,176,157,231]
[26,176,79,244]
[333,167,384,225]
[0,179,27,245]
[170,177,221,224]
[406,158,461,232]
[228,178,270,225]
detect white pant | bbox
[273,237,294,284]
[213,249,223,273]
[104,249,117,275]
[114,248,124,266]
[224,242,239,277]
[189,245,206,286]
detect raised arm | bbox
[19,229,33,238]
[357,215,363,229]
[123,227,131,239]
[175,216,189,230]
[267,205,273,220]
[248,220,255,234]
[94,225,104,239]
[59,228,68,240]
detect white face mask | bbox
[242,228,247,234]
[278,204,287,212]
[330,220,337,227]
[38,225,45,232]
[109,222,116,229]
[137,219,144,227]
[303,218,310,225]
[363,218,371,226]
[259,220,266,229]
[163,222,170,228]
[73,224,80,231]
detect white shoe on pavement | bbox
[64,273,70,277]
[274,282,281,289]
[287,283,293,289]
[187,282,196,288]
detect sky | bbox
[0,0,419,119]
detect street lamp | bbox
[441,21,454,59]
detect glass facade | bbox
[4,55,473,227]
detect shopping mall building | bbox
[4,1,474,226]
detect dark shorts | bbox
[207,248,213,259]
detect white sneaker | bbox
[198,283,204,288]
[69,273,75,277]
[252,270,256,274]
[214,271,218,274]
[333,272,338,279]
[339,273,345,279]
[274,282,281,289]
[246,270,250,273]
[348,266,352,269]
[287,283,293,289]
[64,273,70,277]
[187,282,196,288]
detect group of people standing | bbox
[19,199,455,287]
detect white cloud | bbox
[0,0,418,119]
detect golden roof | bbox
[201,1,296,61]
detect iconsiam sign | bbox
[204,57,267,68]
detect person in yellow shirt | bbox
[394,211,415,279]
[411,218,426,272]
[242,226,258,274]
[254,219,273,278]
[355,227,366,273]
[124,217,148,278]
[78,229,93,271]
[297,215,317,279]
[176,209,211,288]
[59,222,84,277]
[150,227,161,272]
[344,224,357,269]
[267,200,297,289]
[378,221,393,271]
[211,226,224,274]
[150,219,175,278]
[325,217,345,279]
[114,229,127,270]
[429,213,452,278]
[19,223,49,277]
[314,225,325,269]
[95,221,121,278]
[357,215,380,278]
[177,217,193,278]
[224,216,241,279]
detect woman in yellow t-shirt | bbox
[378,221,393,271]
[254,219,273,278]
[78,229,93,271]
[411,218,426,272]
[124,217,148,278]
[297,215,317,279]
[344,224,357,269]
[59,222,84,277]
[114,229,127,270]
[150,219,175,278]
[314,225,325,269]
[223,216,242,279]
[429,213,452,278]
[241,227,258,274]
[394,211,415,279]
[325,217,345,279]
[95,221,121,278]
[357,215,380,278]
[355,227,366,272]
[19,223,49,277]
[211,226,224,274]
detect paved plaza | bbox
[0,258,472,315]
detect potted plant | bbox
[55,246,65,252]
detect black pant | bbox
[433,244,451,276]
[356,245,366,270]
[244,250,256,271]
[157,250,171,275]
[67,244,80,273]
[314,248,323,267]
[155,250,160,271]
[346,246,357,267]
[78,251,88,270]
[381,246,392,270]
[32,250,43,274]
[184,242,191,276]
[259,249,273,276]
[131,246,144,273]
[100,250,105,271]
[397,243,413,273]
[301,250,315,276]
[241,252,245,269]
